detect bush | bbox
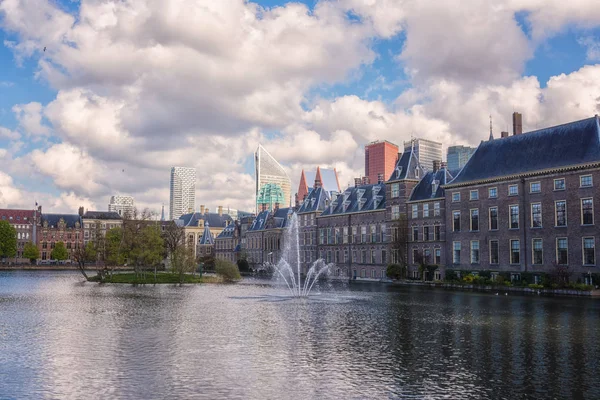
[528,284,544,289]
[462,274,475,283]
[215,259,241,282]
[386,263,405,280]
[237,258,250,273]
[445,269,459,282]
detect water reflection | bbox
[0,271,599,399]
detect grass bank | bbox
[88,272,223,284]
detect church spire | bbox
[489,114,494,141]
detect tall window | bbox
[556,238,568,265]
[413,249,419,264]
[583,238,595,265]
[371,250,376,264]
[412,204,418,219]
[580,175,593,188]
[510,205,519,229]
[435,248,441,264]
[319,229,325,245]
[343,227,348,244]
[508,185,518,196]
[555,201,567,227]
[413,227,419,242]
[335,228,341,244]
[554,178,565,191]
[510,240,520,264]
[488,187,497,198]
[532,239,543,265]
[531,203,542,228]
[453,211,461,232]
[392,206,400,220]
[424,249,431,264]
[370,225,377,243]
[361,250,367,264]
[582,198,594,225]
[489,240,499,264]
[381,250,387,264]
[423,226,430,241]
[391,183,400,198]
[470,241,480,264]
[470,209,479,231]
[489,207,498,230]
[470,190,479,200]
[361,226,367,243]
[453,242,461,264]
[381,224,386,242]
[423,204,430,218]
[434,225,441,241]
[434,202,440,216]
[530,182,541,193]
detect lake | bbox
[0,271,599,399]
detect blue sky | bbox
[2,0,600,212]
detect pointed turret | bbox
[199,222,214,245]
[314,166,323,188]
[297,169,309,202]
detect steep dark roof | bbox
[409,168,454,201]
[248,208,293,231]
[42,214,82,229]
[216,223,237,239]
[178,212,233,228]
[297,187,331,214]
[198,223,214,245]
[387,147,424,181]
[82,211,122,220]
[320,183,386,216]
[450,116,600,185]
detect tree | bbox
[390,214,409,275]
[386,263,405,280]
[51,241,69,261]
[162,221,184,269]
[198,255,216,272]
[23,242,39,263]
[121,207,162,278]
[72,241,97,280]
[0,220,17,260]
[104,227,124,266]
[171,246,196,283]
[215,259,241,282]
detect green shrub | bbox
[462,274,475,283]
[386,264,405,280]
[445,269,458,282]
[528,284,544,289]
[215,259,241,282]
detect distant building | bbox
[365,140,399,183]
[256,183,285,212]
[81,210,123,245]
[170,166,196,220]
[446,145,476,171]
[296,167,341,204]
[255,145,291,213]
[404,138,443,172]
[39,214,83,263]
[0,207,41,263]
[108,195,134,217]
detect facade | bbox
[170,166,196,220]
[81,210,123,245]
[255,145,292,213]
[297,185,330,275]
[177,209,233,257]
[246,207,293,269]
[38,214,83,262]
[108,195,134,217]
[365,140,399,185]
[0,207,40,263]
[446,145,476,171]
[404,139,443,172]
[444,116,600,283]
[196,222,215,259]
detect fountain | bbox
[266,212,334,297]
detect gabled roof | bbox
[198,223,214,245]
[82,211,122,220]
[41,214,82,229]
[247,207,293,231]
[449,116,600,186]
[178,212,233,228]
[320,183,386,217]
[216,223,237,239]
[409,168,454,202]
[387,147,424,181]
[297,187,331,214]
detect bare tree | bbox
[162,221,184,269]
[390,214,409,277]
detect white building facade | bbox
[170,167,196,220]
[404,138,443,172]
[108,195,134,217]
[255,145,291,214]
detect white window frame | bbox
[452,192,460,202]
[488,187,497,199]
[555,200,567,227]
[470,208,479,232]
[434,202,440,216]
[412,204,418,219]
[554,178,566,191]
[509,204,519,229]
[510,239,520,264]
[470,240,480,264]
[532,238,543,265]
[470,190,479,201]
[453,211,461,232]
[580,175,593,188]
[508,184,518,196]
[581,198,594,226]
[582,237,596,266]
[529,181,541,193]
[453,241,461,264]
[423,203,430,218]
[531,202,542,228]
[556,237,568,265]
[391,183,400,198]
[489,206,498,231]
[489,239,499,264]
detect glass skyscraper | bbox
[255,145,291,213]
[447,145,476,171]
[403,138,443,172]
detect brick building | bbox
[246,207,293,269]
[0,207,40,263]
[39,214,83,262]
[365,140,399,185]
[196,222,215,259]
[81,210,123,245]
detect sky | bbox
[2,0,600,215]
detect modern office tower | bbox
[169,166,196,220]
[403,138,443,172]
[255,145,291,213]
[365,140,399,183]
[446,145,476,171]
[108,195,134,217]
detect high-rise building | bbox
[365,140,399,183]
[108,195,134,217]
[169,166,196,220]
[403,138,443,172]
[446,145,476,171]
[255,145,291,213]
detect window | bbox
[530,182,541,193]
[412,204,418,219]
[412,227,419,242]
[424,249,431,264]
[453,242,461,264]
[555,201,567,227]
[343,227,348,244]
[582,198,594,225]
[556,238,568,265]
[370,250,376,264]
[470,190,479,200]
[583,237,595,265]
[423,226,430,241]
[434,225,441,241]
[391,183,400,198]
[371,269,376,278]
[532,239,543,265]
[488,187,497,198]
[435,248,441,265]
[489,240,499,264]
[580,175,593,188]
[381,224,386,242]
[423,204,429,218]
[391,205,400,220]
[470,209,479,231]
[470,241,480,264]
[335,228,341,244]
[508,185,518,196]
[554,178,565,191]
[510,205,519,229]
[413,249,419,264]
[531,203,542,228]
[370,225,377,243]
[510,240,520,264]
[381,250,387,264]
[361,250,367,264]
[361,226,367,243]
[452,192,460,202]
[453,211,461,232]
[434,202,440,216]
[489,207,498,230]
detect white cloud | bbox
[0,126,20,140]
[578,36,600,61]
[12,102,51,136]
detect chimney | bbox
[218,206,223,216]
[377,173,384,184]
[362,176,370,185]
[512,112,522,135]
[78,206,84,217]
[200,205,205,214]
[501,131,509,138]
[198,218,204,228]
[354,178,361,187]
[432,160,441,173]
